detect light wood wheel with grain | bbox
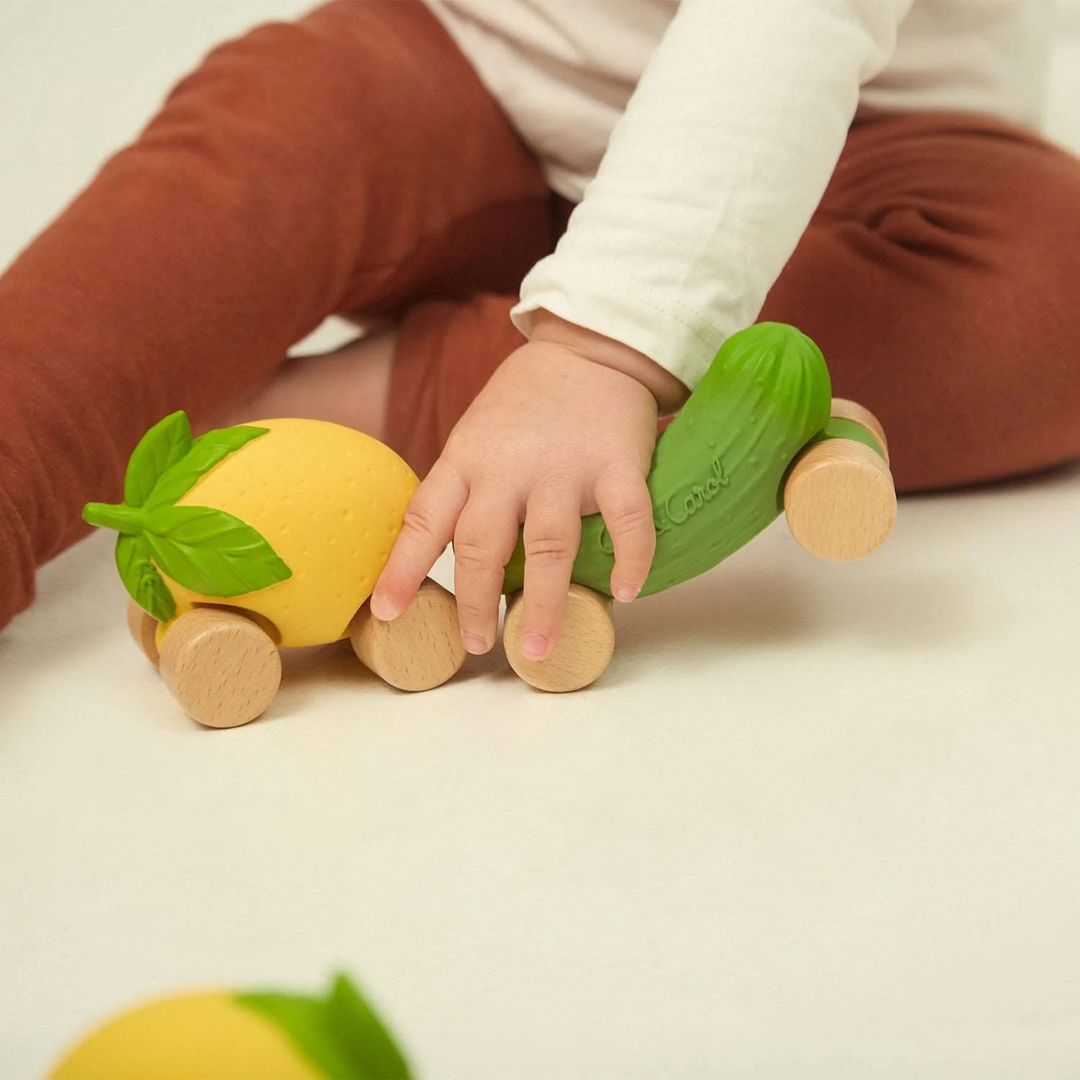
[126,599,160,668]
[784,398,897,561]
[349,578,467,692]
[158,608,282,728]
[503,583,615,692]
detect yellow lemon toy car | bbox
[84,412,467,726]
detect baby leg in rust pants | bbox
[1,0,1078,634]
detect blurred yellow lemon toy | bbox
[50,972,412,1079]
[84,412,469,727]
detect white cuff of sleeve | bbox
[511,267,734,390]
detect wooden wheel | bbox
[503,584,615,692]
[126,599,160,668]
[784,398,897,561]
[349,578,467,692]
[158,608,282,728]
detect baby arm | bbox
[374,0,912,655]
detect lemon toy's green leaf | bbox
[123,410,193,508]
[83,414,285,606]
[237,972,412,1079]
[145,423,269,510]
[142,503,292,598]
[115,534,176,622]
[83,502,144,535]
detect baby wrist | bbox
[529,309,688,414]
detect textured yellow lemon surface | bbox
[50,991,321,1079]
[159,419,418,648]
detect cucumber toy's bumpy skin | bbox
[502,322,834,597]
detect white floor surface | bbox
[2,4,1079,1078]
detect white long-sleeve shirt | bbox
[422,0,1054,387]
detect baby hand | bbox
[370,312,687,660]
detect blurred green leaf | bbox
[238,972,412,1079]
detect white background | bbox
[2,4,1080,1078]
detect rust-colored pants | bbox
[1,0,1079,635]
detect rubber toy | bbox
[84,322,896,720]
[48,972,411,1079]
